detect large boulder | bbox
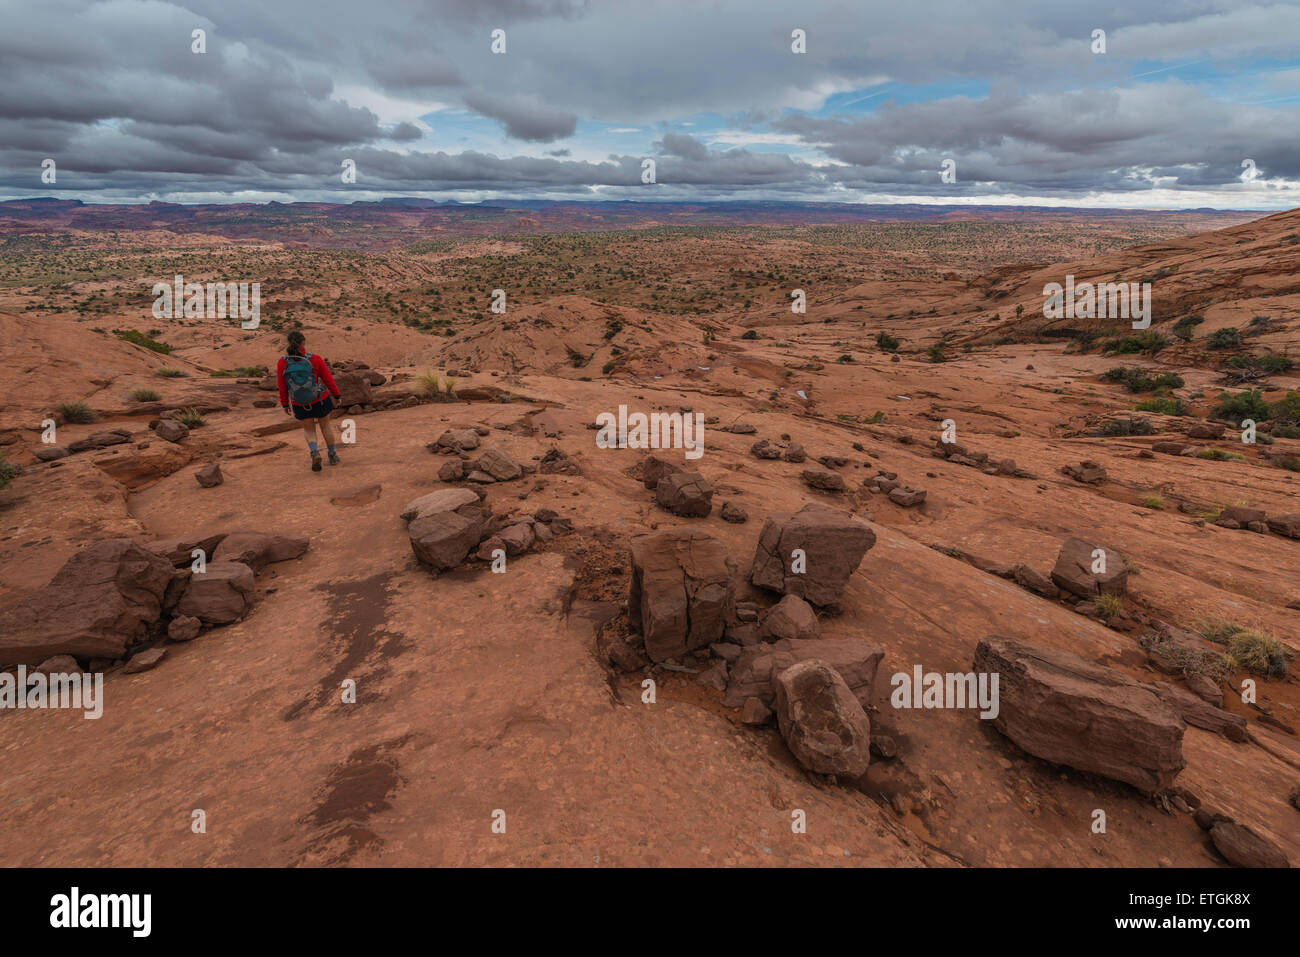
[1049,537,1127,599]
[409,510,484,570]
[0,539,173,665]
[628,529,734,663]
[750,504,876,609]
[333,371,374,408]
[211,530,309,573]
[400,487,480,523]
[175,561,255,625]
[655,471,713,517]
[973,635,1186,793]
[774,659,873,779]
[724,637,884,709]
[147,533,229,568]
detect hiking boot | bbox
[311,453,322,472]
[328,449,340,466]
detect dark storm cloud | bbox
[461,91,579,142]
[0,0,1297,204]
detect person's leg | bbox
[318,413,339,464]
[301,417,322,470]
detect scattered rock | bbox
[641,454,683,490]
[474,447,524,482]
[438,459,465,482]
[154,419,189,443]
[628,528,735,663]
[741,696,773,725]
[655,471,714,517]
[408,510,484,570]
[195,462,223,488]
[0,539,173,666]
[750,504,876,609]
[167,615,202,642]
[801,467,845,492]
[725,637,884,709]
[774,659,873,779]
[1209,821,1289,868]
[761,595,821,641]
[1062,460,1107,484]
[1050,537,1127,598]
[1013,564,1061,600]
[123,646,167,674]
[177,561,255,625]
[888,486,926,507]
[719,501,748,523]
[211,531,309,573]
[35,446,69,461]
[400,487,480,523]
[973,635,1185,794]
[434,429,480,452]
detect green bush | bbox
[1104,331,1167,355]
[129,388,161,402]
[1172,315,1204,339]
[1100,366,1184,393]
[156,366,183,377]
[927,344,947,363]
[0,453,20,490]
[175,407,206,428]
[1206,327,1241,350]
[875,331,899,352]
[54,400,96,424]
[114,329,170,354]
[1212,388,1271,422]
[1135,397,1187,416]
[740,329,759,340]
[1099,416,1154,436]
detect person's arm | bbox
[313,354,341,399]
[276,357,289,407]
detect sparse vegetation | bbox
[1211,388,1271,423]
[114,328,170,354]
[54,400,96,424]
[875,331,899,352]
[129,388,161,402]
[175,407,206,428]
[1135,397,1187,416]
[1100,366,1184,393]
[1099,416,1154,436]
[1206,327,1241,350]
[1196,448,1244,461]
[740,329,759,340]
[1139,494,1164,510]
[1096,592,1125,619]
[1172,314,1204,339]
[156,366,183,377]
[0,453,20,490]
[927,344,947,363]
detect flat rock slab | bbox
[974,635,1185,794]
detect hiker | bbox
[276,330,343,471]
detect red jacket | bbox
[276,353,341,407]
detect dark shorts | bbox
[292,396,335,420]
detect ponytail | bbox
[286,331,306,357]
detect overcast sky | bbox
[2,0,1298,208]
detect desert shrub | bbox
[54,400,96,424]
[740,329,759,340]
[1224,630,1291,676]
[129,388,161,402]
[866,410,886,423]
[1096,593,1125,619]
[175,407,206,428]
[1207,327,1241,350]
[233,365,268,377]
[1099,416,1154,436]
[837,354,853,363]
[1104,331,1167,355]
[1276,455,1300,471]
[603,318,623,340]
[875,331,899,352]
[1269,391,1300,425]
[1212,388,1270,422]
[601,361,617,375]
[1100,366,1184,393]
[927,344,947,363]
[1140,494,1164,510]
[114,328,170,354]
[414,369,445,398]
[0,453,20,490]
[1135,397,1187,416]
[1196,448,1244,461]
[156,366,183,378]
[1197,619,1242,643]
[1172,315,1204,339]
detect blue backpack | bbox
[283,353,325,405]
